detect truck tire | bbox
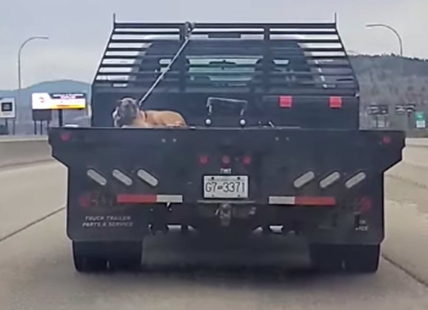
[72,241,108,273]
[108,241,143,271]
[343,244,380,273]
[72,241,143,273]
[309,244,344,272]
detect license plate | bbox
[203,175,249,199]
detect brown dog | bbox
[113,97,187,128]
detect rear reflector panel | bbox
[329,96,342,108]
[345,172,367,189]
[116,194,183,204]
[268,196,336,206]
[295,196,336,206]
[319,172,341,189]
[279,96,293,108]
[293,171,315,188]
[137,169,159,187]
[87,169,107,186]
[112,169,133,186]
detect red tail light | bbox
[78,191,106,208]
[242,155,252,165]
[382,135,391,144]
[221,155,231,165]
[78,192,91,208]
[60,131,71,142]
[199,155,209,165]
[329,96,342,109]
[279,96,293,108]
[359,196,372,213]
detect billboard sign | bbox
[32,92,87,110]
[0,97,16,119]
[406,103,417,112]
[367,104,388,115]
[395,104,406,115]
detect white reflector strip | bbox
[345,172,367,188]
[268,196,336,206]
[112,169,133,186]
[157,195,183,203]
[137,169,159,187]
[269,196,295,205]
[319,172,340,189]
[87,169,107,186]
[293,171,315,188]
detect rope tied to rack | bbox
[138,21,195,108]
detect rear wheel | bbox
[72,242,108,273]
[343,244,380,274]
[309,244,344,272]
[108,241,143,271]
[72,241,143,273]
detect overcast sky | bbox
[0,0,426,89]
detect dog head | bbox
[112,97,140,127]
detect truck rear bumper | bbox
[66,202,383,245]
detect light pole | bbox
[366,24,405,129]
[366,23,403,56]
[16,35,49,135]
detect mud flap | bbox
[66,206,150,242]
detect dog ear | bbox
[121,97,137,105]
[115,97,135,110]
[112,108,122,127]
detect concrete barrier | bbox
[386,162,428,189]
[0,136,52,168]
[405,138,428,147]
[403,138,428,167]
[0,135,47,141]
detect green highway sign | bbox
[415,112,426,128]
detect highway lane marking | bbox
[382,199,428,288]
[382,253,428,288]
[0,159,56,172]
[0,206,65,244]
[385,173,428,190]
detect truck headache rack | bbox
[93,21,359,96]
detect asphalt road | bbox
[1,162,428,310]
[0,162,66,241]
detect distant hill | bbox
[0,79,90,111]
[349,55,428,129]
[350,55,428,107]
[1,55,428,132]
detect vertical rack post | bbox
[58,110,64,127]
